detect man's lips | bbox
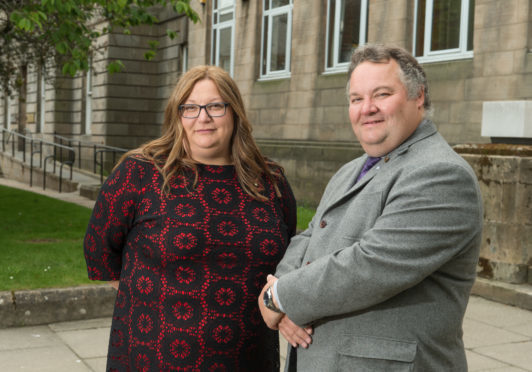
[362,119,384,125]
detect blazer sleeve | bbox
[276,161,483,326]
[83,157,142,281]
[274,164,346,277]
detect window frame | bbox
[413,0,474,63]
[324,0,368,74]
[211,0,235,76]
[259,0,293,81]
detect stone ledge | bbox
[0,285,116,329]
[471,277,532,311]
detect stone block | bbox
[287,91,315,109]
[0,286,116,328]
[465,76,519,101]
[482,51,515,76]
[475,23,529,52]
[449,100,482,126]
[516,72,532,99]
[478,180,502,221]
[424,59,474,81]
[430,80,465,101]
[317,88,347,107]
[259,108,285,125]
[475,0,521,28]
[515,181,532,225]
[481,101,532,138]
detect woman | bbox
[84,66,296,371]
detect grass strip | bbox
[0,185,93,291]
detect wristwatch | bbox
[263,285,282,313]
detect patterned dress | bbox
[84,157,296,371]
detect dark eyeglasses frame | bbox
[178,102,229,118]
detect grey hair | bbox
[346,44,432,117]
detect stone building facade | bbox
[1,0,531,204]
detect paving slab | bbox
[0,326,60,351]
[56,327,111,359]
[463,318,530,348]
[472,341,532,371]
[85,357,107,371]
[466,349,509,371]
[0,344,91,372]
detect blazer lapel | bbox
[322,119,438,213]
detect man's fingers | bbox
[278,316,312,348]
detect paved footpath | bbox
[0,296,530,371]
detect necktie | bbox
[355,156,381,183]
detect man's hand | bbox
[279,315,313,349]
[258,275,314,348]
[258,279,283,329]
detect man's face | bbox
[348,60,424,157]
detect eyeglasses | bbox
[178,102,229,118]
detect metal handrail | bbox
[1,128,75,192]
[52,133,127,182]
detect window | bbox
[181,45,188,74]
[413,0,474,62]
[37,65,46,133]
[325,0,368,72]
[260,0,293,79]
[4,95,12,129]
[84,59,93,135]
[212,0,235,76]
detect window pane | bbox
[270,13,288,71]
[467,0,474,51]
[219,0,233,8]
[415,0,426,56]
[339,0,362,63]
[262,15,269,75]
[272,0,290,8]
[431,0,461,51]
[219,27,232,72]
[212,29,217,64]
[219,12,233,22]
[326,0,336,69]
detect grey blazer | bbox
[275,120,483,371]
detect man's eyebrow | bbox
[349,85,394,96]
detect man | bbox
[259,44,483,371]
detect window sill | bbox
[258,73,291,82]
[322,67,349,76]
[416,51,473,64]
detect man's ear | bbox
[417,87,425,109]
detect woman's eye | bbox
[209,103,224,110]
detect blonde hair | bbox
[119,65,281,201]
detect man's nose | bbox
[361,99,377,115]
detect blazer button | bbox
[320,220,327,228]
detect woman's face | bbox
[180,79,234,165]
